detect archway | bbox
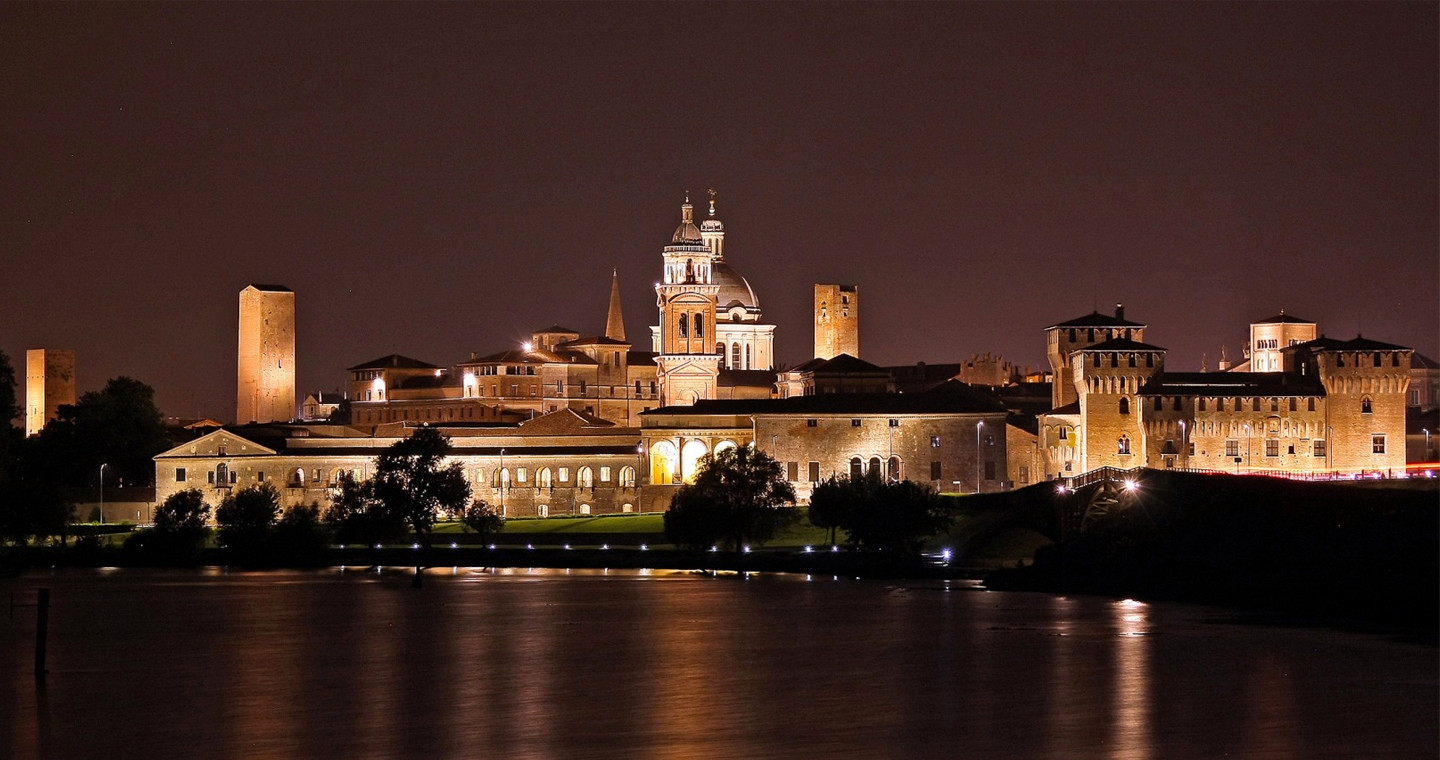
[651,441,678,485]
[681,439,709,484]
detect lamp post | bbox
[1178,420,1187,469]
[975,421,984,494]
[98,463,108,524]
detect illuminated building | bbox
[25,348,76,437]
[236,284,296,424]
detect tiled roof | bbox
[809,353,888,374]
[1293,335,1412,352]
[1413,353,1439,370]
[347,354,440,371]
[1048,311,1146,329]
[534,325,579,334]
[1076,337,1167,352]
[1137,371,1325,397]
[1254,313,1314,324]
[643,381,1006,417]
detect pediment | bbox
[156,429,278,459]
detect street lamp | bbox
[98,463,108,524]
[975,421,985,494]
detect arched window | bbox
[577,466,594,489]
[1118,398,1130,415]
[681,440,708,484]
[619,466,636,488]
[493,468,509,488]
[679,313,688,338]
[745,344,751,369]
[695,315,704,339]
[849,457,863,480]
[578,503,592,515]
[1118,435,1131,455]
[215,463,229,486]
[868,456,882,476]
[537,504,549,518]
[732,343,741,368]
[291,468,304,486]
[537,467,553,489]
[887,456,901,482]
[1361,396,1373,414]
[651,441,678,485]
[714,440,737,456]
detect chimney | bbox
[1115,303,1125,321]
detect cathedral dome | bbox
[713,262,760,313]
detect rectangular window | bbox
[1372,434,1386,454]
[208,471,215,484]
[1154,397,1163,412]
[600,466,612,482]
[313,468,321,482]
[984,461,996,480]
[1314,439,1326,457]
[1188,441,1195,456]
[851,419,861,427]
[1019,466,1030,484]
[888,418,898,427]
[930,435,941,448]
[930,461,942,480]
[1198,398,1207,412]
[516,467,527,483]
[1058,427,1068,440]
[806,419,817,427]
[558,467,569,482]
[1225,439,1240,458]
[257,471,265,482]
[1265,439,1279,457]
[787,461,798,481]
[175,467,186,483]
[1308,398,1316,412]
[230,471,237,484]
[808,461,820,482]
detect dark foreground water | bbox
[1,568,1434,760]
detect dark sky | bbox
[3,2,1435,421]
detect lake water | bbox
[2,568,1434,759]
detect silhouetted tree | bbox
[663,445,797,552]
[32,376,170,488]
[810,472,951,555]
[0,349,20,463]
[461,500,506,544]
[128,488,211,562]
[326,472,405,546]
[371,428,470,549]
[272,503,329,564]
[216,482,281,558]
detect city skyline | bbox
[3,3,1435,420]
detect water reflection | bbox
[1110,599,1152,760]
[0,570,1434,760]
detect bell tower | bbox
[654,194,720,406]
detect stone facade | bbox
[237,284,296,424]
[154,410,647,520]
[813,284,858,360]
[25,348,75,437]
[1044,305,1147,409]
[1038,307,1413,479]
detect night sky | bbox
[3,3,1435,421]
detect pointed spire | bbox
[605,268,626,342]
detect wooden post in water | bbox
[35,588,50,678]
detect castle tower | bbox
[814,284,859,360]
[605,269,626,342]
[654,195,720,405]
[1045,304,1147,409]
[237,284,296,424]
[25,349,76,437]
[1072,337,1166,471]
[1247,312,1316,372]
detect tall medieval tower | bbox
[654,196,720,406]
[25,348,76,437]
[814,284,858,359]
[237,284,296,423]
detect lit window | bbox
[1265,439,1279,457]
[1314,440,1326,457]
[1225,440,1239,458]
[1372,434,1385,454]
[931,435,941,448]
[1117,435,1131,455]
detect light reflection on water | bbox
[0,568,1434,760]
